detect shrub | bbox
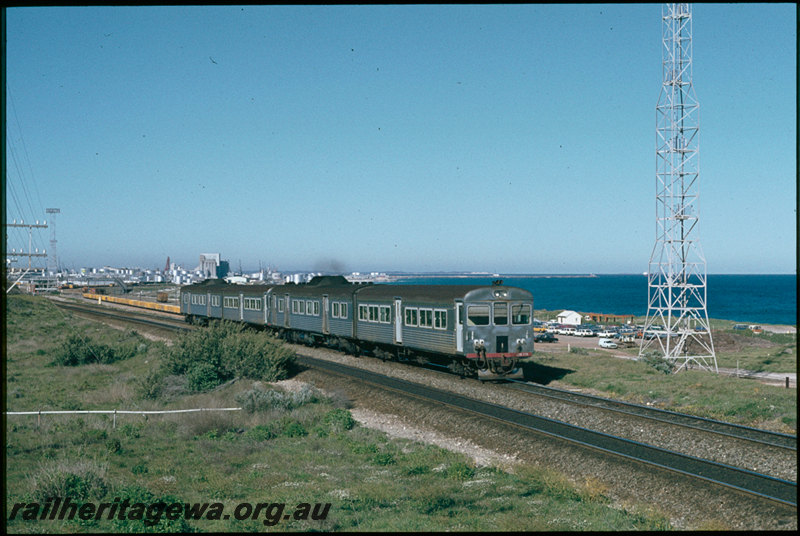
[244,425,275,442]
[186,362,223,392]
[52,333,138,366]
[137,367,166,400]
[373,452,396,466]
[163,321,295,392]
[30,459,109,503]
[109,485,195,533]
[323,408,356,433]
[236,384,321,413]
[444,461,475,481]
[641,353,676,374]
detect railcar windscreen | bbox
[467,305,490,326]
[512,304,531,325]
[493,303,508,325]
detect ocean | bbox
[393,274,797,326]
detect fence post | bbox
[787,377,790,389]
[113,409,117,429]
[37,410,41,428]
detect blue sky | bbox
[4,4,796,274]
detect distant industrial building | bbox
[198,253,229,279]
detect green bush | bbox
[137,367,166,400]
[163,321,295,392]
[641,353,676,374]
[244,425,275,442]
[30,459,109,503]
[52,333,138,366]
[444,461,475,481]
[236,384,320,413]
[323,408,357,433]
[186,362,223,392]
[109,485,196,533]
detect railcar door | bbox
[284,294,290,328]
[322,295,330,335]
[394,298,403,344]
[455,302,464,353]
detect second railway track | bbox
[504,379,797,451]
[297,354,797,507]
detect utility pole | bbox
[46,208,60,289]
[4,219,48,293]
[640,3,717,372]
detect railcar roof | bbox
[356,284,485,302]
[181,282,276,295]
[356,284,533,303]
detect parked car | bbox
[598,338,618,349]
[558,327,576,336]
[534,332,559,343]
[596,329,617,338]
[575,328,595,337]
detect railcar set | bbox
[179,276,534,380]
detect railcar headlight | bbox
[516,338,526,346]
[473,339,485,349]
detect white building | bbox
[556,310,582,326]
[199,253,221,278]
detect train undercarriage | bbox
[273,326,524,381]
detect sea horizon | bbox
[391,274,797,326]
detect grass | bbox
[5,294,676,532]
[528,348,796,433]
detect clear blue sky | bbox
[4,4,796,274]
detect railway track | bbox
[49,299,192,332]
[503,380,797,451]
[51,299,797,506]
[297,354,797,507]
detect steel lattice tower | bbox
[639,3,717,372]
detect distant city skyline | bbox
[5,5,796,275]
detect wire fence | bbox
[5,408,242,428]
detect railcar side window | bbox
[467,305,490,326]
[379,305,391,323]
[493,303,508,325]
[183,294,189,304]
[434,310,447,330]
[224,297,239,309]
[211,296,220,307]
[419,309,433,328]
[405,307,418,327]
[512,304,532,325]
[277,298,284,313]
[332,302,348,319]
[359,305,368,321]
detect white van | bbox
[598,338,618,349]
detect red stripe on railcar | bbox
[465,352,531,359]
